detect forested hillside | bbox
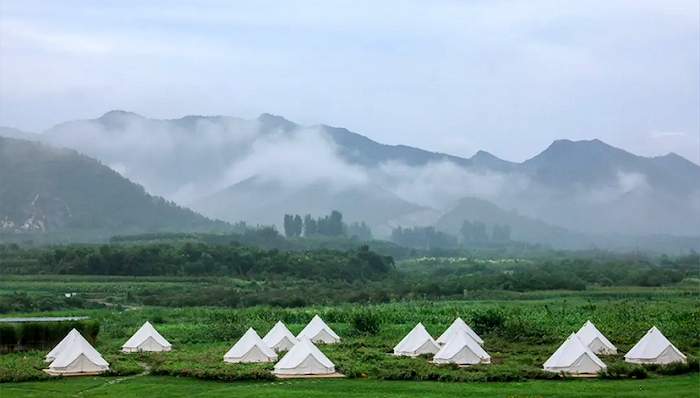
[0,137,229,238]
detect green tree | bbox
[292,215,303,237]
[283,214,294,237]
[303,214,317,236]
[329,210,344,237]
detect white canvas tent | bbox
[47,331,109,375]
[393,322,440,357]
[543,333,606,374]
[436,317,484,346]
[263,321,298,352]
[121,321,172,353]
[224,328,278,363]
[274,336,335,375]
[433,329,491,365]
[625,326,687,364]
[45,328,81,363]
[575,320,617,355]
[296,315,340,344]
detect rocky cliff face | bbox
[3,194,72,233]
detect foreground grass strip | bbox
[1,374,699,398]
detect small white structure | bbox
[274,336,335,375]
[436,317,484,346]
[45,328,81,363]
[543,333,606,375]
[121,321,172,353]
[433,329,490,365]
[224,328,279,363]
[393,322,440,357]
[47,331,109,375]
[575,320,617,355]
[625,326,687,364]
[297,315,340,344]
[263,321,298,352]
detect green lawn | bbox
[1,374,699,398]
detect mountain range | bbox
[1,111,698,250]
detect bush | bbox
[651,359,699,376]
[18,319,100,350]
[0,353,53,383]
[628,366,648,379]
[0,324,18,347]
[599,362,647,379]
[351,311,381,336]
[151,363,275,381]
[205,312,246,342]
[470,309,504,335]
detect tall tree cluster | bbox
[285,210,373,240]
[390,226,458,249]
[460,220,511,243]
[283,214,303,237]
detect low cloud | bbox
[584,171,651,204]
[219,127,369,193]
[375,160,529,210]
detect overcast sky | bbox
[1,0,698,163]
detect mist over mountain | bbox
[2,111,698,248]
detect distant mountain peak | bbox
[471,150,497,159]
[547,138,609,150]
[532,138,630,163]
[468,150,514,171]
[99,110,142,119]
[257,113,297,132]
[654,152,685,161]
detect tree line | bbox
[0,241,395,282]
[283,210,372,240]
[390,221,512,249]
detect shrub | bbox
[17,320,99,350]
[0,353,54,383]
[599,362,647,379]
[0,324,18,347]
[351,311,381,336]
[470,309,504,335]
[628,366,648,379]
[651,360,698,376]
[151,363,275,381]
[205,312,246,342]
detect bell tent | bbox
[296,315,340,344]
[436,317,484,346]
[274,336,335,375]
[393,322,440,357]
[433,329,491,365]
[224,328,278,363]
[543,333,606,374]
[121,321,172,353]
[625,326,687,364]
[47,332,109,375]
[263,321,298,352]
[45,328,82,363]
[575,320,617,355]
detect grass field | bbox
[2,374,699,398]
[1,278,698,397]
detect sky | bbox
[1,0,698,163]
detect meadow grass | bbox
[1,282,697,396]
[1,374,698,398]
